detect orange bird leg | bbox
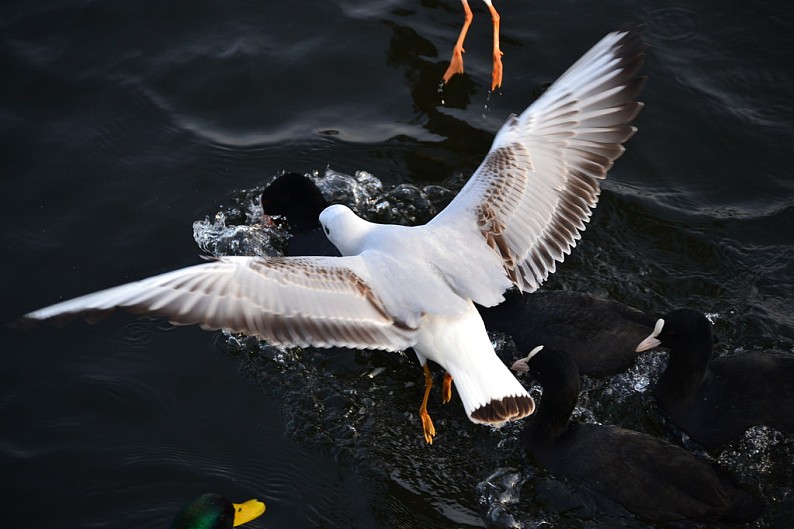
[442,372,453,404]
[419,364,437,444]
[484,0,503,90]
[442,0,474,84]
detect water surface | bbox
[2,1,793,527]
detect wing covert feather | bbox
[429,29,646,300]
[23,255,418,350]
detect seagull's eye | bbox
[323,225,330,236]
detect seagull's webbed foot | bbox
[443,0,473,84]
[442,372,453,404]
[443,47,466,84]
[420,364,437,444]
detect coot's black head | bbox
[260,172,328,232]
[525,345,581,396]
[521,346,581,445]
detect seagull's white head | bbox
[319,204,371,256]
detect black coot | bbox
[636,308,794,452]
[483,288,654,377]
[260,172,339,257]
[521,345,763,523]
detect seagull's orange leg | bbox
[442,372,453,404]
[419,364,437,444]
[484,0,503,90]
[442,0,474,84]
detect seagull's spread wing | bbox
[429,29,646,302]
[23,255,419,351]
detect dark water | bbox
[2,0,793,527]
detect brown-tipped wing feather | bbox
[23,255,418,351]
[430,29,646,300]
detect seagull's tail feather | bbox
[415,303,534,426]
[447,354,535,426]
[470,393,535,425]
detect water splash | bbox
[192,168,455,260]
[310,168,382,215]
[483,89,500,119]
[192,210,289,258]
[437,80,447,107]
[476,468,527,528]
[719,426,794,481]
[603,351,667,398]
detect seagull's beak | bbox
[232,499,266,527]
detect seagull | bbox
[20,29,645,444]
[443,0,504,90]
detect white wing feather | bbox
[428,29,646,305]
[24,255,419,351]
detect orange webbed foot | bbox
[420,408,436,444]
[443,48,466,84]
[420,364,437,444]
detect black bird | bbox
[260,172,328,232]
[484,288,654,377]
[636,308,794,452]
[259,172,338,257]
[520,345,763,523]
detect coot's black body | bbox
[639,309,794,452]
[522,346,763,523]
[482,289,654,377]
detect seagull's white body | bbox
[23,29,646,433]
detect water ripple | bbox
[119,319,177,346]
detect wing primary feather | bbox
[21,255,420,351]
